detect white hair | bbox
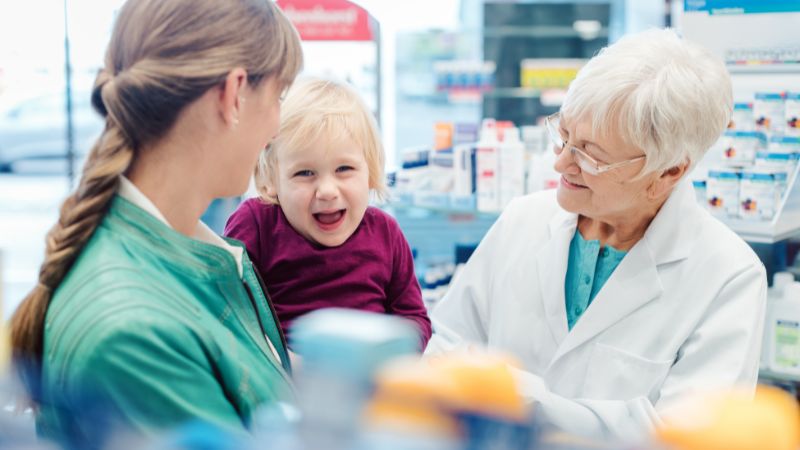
[560,28,732,175]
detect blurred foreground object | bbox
[363,351,536,450]
[291,308,420,450]
[656,385,800,450]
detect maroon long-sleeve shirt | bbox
[224,198,431,349]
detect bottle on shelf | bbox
[762,271,795,368]
[768,280,800,375]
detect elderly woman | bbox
[425,29,767,440]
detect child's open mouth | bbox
[313,209,346,231]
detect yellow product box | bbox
[520,58,584,89]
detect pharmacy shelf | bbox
[727,64,800,74]
[483,25,608,40]
[483,87,541,99]
[385,192,501,218]
[391,158,800,244]
[716,163,800,244]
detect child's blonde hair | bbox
[255,77,387,203]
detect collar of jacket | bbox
[547,179,698,266]
[540,179,701,355]
[104,195,246,282]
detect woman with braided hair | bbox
[9,0,302,446]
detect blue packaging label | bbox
[756,92,787,101]
[686,0,800,15]
[724,130,768,139]
[708,169,741,179]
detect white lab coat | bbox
[425,180,767,441]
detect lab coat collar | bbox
[642,179,697,266]
[538,207,576,346]
[538,179,698,361]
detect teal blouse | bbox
[564,230,627,330]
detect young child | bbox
[224,78,431,349]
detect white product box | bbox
[721,130,766,166]
[730,102,754,131]
[786,92,800,136]
[754,92,786,133]
[706,168,741,218]
[739,169,787,221]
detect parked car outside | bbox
[0,90,104,173]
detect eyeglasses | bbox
[544,113,645,176]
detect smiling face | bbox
[553,114,657,222]
[272,134,370,247]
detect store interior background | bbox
[2,0,800,389]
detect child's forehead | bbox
[279,134,366,163]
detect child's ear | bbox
[265,185,280,204]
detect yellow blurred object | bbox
[0,330,8,374]
[0,248,8,373]
[364,356,461,436]
[520,58,584,89]
[434,122,454,151]
[430,353,528,421]
[656,385,800,450]
[363,352,529,437]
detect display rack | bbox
[715,162,800,244]
[385,191,500,219]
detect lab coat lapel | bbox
[536,209,578,346]
[550,180,696,361]
[553,240,663,361]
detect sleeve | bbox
[502,262,767,440]
[655,262,767,417]
[423,209,508,355]
[224,200,264,267]
[66,314,248,441]
[385,218,432,350]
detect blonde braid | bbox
[9,0,303,403]
[11,77,134,395]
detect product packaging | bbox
[754,92,787,134]
[739,169,787,221]
[706,168,741,218]
[720,130,766,166]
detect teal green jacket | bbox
[38,196,294,446]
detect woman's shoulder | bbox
[363,205,399,226]
[499,189,562,228]
[360,206,407,238]
[44,289,212,395]
[691,207,763,267]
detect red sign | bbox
[276,0,374,42]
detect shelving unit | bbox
[382,192,499,268]
[386,192,500,219]
[728,64,800,75]
[482,1,610,125]
[483,87,541,99]
[713,163,800,244]
[483,25,609,39]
